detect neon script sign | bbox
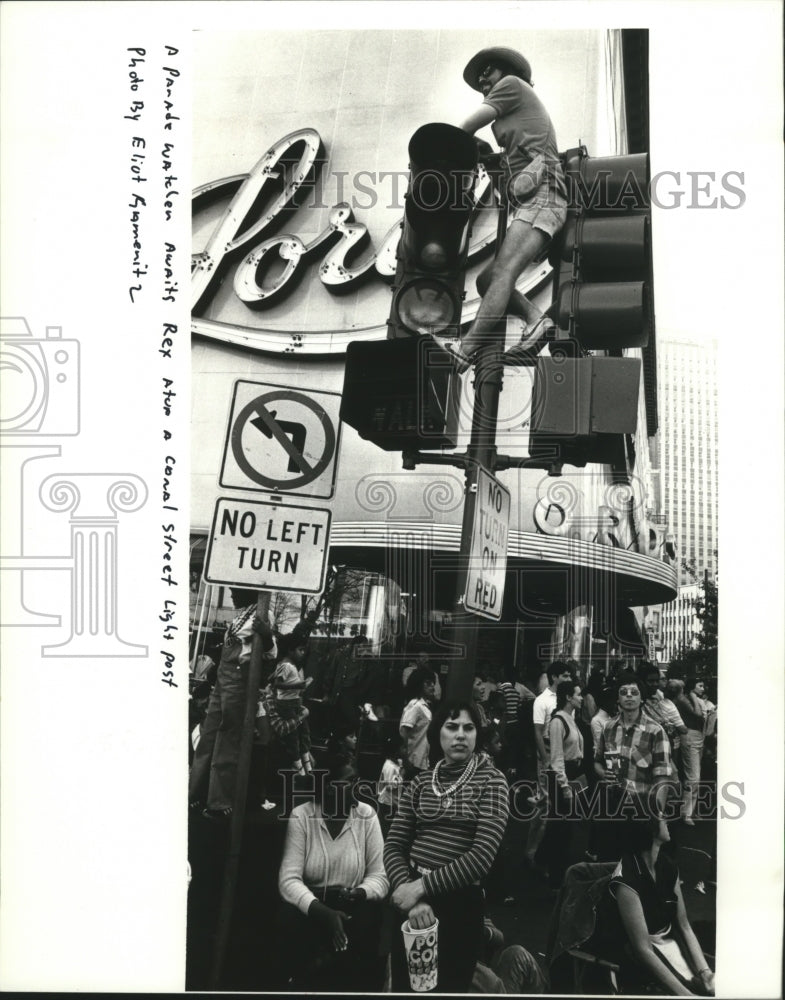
[191,128,550,353]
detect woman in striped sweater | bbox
[384,700,510,992]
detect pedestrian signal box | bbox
[528,355,641,469]
[340,336,460,451]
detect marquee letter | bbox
[192,128,324,312]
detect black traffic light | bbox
[340,123,477,450]
[388,122,478,339]
[528,146,653,471]
[527,352,642,471]
[550,147,653,351]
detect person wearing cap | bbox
[450,47,568,372]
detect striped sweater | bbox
[383,755,509,897]
[497,681,521,725]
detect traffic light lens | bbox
[558,215,650,280]
[556,280,650,349]
[395,279,459,335]
[421,241,448,269]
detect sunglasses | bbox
[478,65,497,80]
[618,687,640,697]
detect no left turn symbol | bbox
[232,390,335,489]
[220,381,342,499]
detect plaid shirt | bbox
[595,711,673,793]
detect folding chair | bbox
[566,946,621,994]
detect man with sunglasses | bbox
[450,47,568,372]
[594,674,674,793]
[591,673,675,859]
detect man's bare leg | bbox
[458,220,549,362]
[476,263,541,327]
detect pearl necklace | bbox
[431,753,478,806]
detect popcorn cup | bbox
[401,918,439,992]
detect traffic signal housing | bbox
[527,352,642,470]
[528,146,653,471]
[550,147,653,350]
[388,122,478,339]
[340,123,477,450]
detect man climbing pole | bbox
[449,47,568,371]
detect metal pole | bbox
[446,197,509,702]
[210,590,271,989]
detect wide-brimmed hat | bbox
[463,47,533,91]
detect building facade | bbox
[654,339,719,584]
[190,28,677,685]
[657,583,700,662]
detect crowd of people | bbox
[187,592,718,994]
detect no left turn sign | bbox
[220,380,342,499]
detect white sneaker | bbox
[446,341,474,374]
[501,316,555,365]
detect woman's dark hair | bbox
[404,666,436,700]
[684,676,699,696]
[555,679,580,711]
[313,737,358,803]
[619,812,661,853]
[427,700,482,762]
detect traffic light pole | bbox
[445,198,509,702]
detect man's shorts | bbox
[509,181,567,238]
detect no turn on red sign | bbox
[464,468,511,621]
[204,497,331,594]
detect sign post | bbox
[210,590,270,990]
[445,194,510,701]
[207,381,341,988]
